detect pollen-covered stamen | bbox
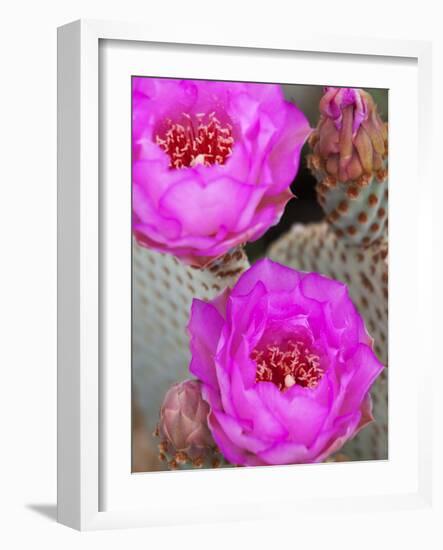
[155,111,234,169]
[251,340,324,391]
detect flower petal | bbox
[231,258,301,298]
[188,299,225,389]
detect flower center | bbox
[251,340,324,391]
[155,112,234,169]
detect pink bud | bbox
[158,379,214,456]
[310,87,387,185]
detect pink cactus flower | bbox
[132,78,311,267]
[188,259,384,466]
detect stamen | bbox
[156,112,234,169]
[251,340,324,391]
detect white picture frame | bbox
[57,19,433,531]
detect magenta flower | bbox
[188,259,384,465]
[132,78,311,267]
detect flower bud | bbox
[156,379,228,469]
[159,379,213,453]
[310,87,387,185]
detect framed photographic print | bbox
[57,19,433,530]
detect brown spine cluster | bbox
[155,425,226,470]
